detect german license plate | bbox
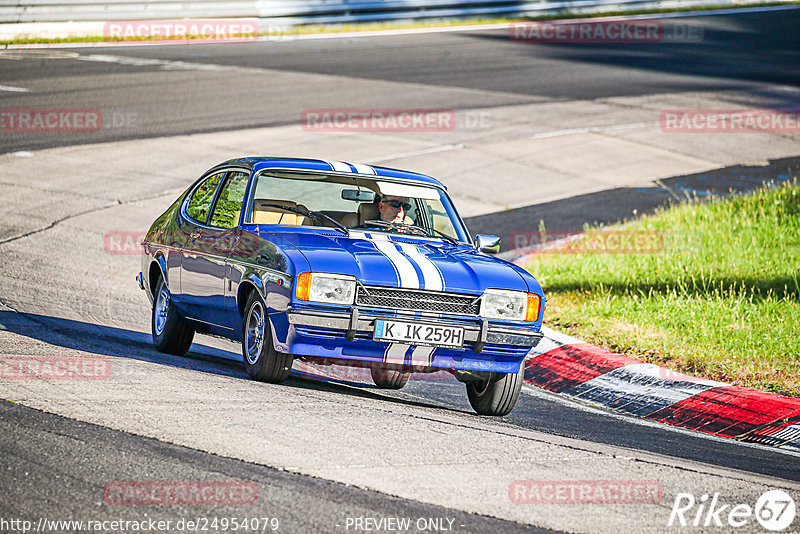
[374,319,464,348]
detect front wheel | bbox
[152,277,194,356]
[242,292,293,383]
[466,366,524,416]
[370,364,411,389]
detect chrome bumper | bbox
[286,307,543,353]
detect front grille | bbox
[356,286,479,316]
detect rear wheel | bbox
[242,292,293,383]
[466,366,524,416]
[370,364,411,390]
[152,277,194,356]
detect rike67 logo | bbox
[668,490,795,531]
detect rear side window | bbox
[186,172,224,223]
[209,171,249,229]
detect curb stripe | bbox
[523,341,800,451]
[565,363,718,418]
[646,386,800,438]
[524,344,639,393]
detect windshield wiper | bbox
[422,226,459,245]
[257,203,349,236]
[363,220,458,245]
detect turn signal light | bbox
[525,293,541,322]
[296,272,312,301]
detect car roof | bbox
[218,157,447,190]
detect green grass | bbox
[523,180,800,397]
[3,2,799,46]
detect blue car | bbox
[139,157,545,415]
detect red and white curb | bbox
[289,322,800,452]
[527,326,800,452]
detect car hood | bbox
[262,229,538,295]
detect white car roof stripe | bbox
[325,160,352,173]
[352,163,376,175]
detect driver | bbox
[378,195,414,225]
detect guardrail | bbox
[0,0,775,24]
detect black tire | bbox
[242,292,293,383]
[466,366,524,416]
[370,364,411,390]
[152,277,194,356]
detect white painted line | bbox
[365,121,653,167]
[362,144,465,164]
[528,122,656,140]
[526,335,564,357]
[540,326,583,346]
[0,84,28,92]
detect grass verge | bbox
[523,180,800,397]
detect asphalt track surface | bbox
[1,8,799,154]
[1,399,547,534]
[2,8,800,534]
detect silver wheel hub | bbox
[245,301,266,365]
[154,285,170,336]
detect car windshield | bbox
[246,170,470,243]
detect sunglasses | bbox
[383,200,412,210]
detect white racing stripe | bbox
[348,231,401,287]
[384,343,410,365]
[398,243,443,291]
[371,234,419,289]
[410,346,435,366]
[325,160,352,173]
[352,163,376,175]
